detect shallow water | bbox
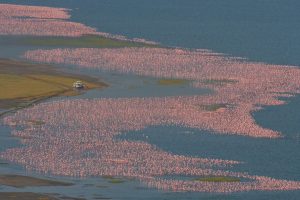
[0,0,300,199]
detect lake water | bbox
[0,0,300,199]
[2,0,300,66]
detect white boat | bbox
[73,81,85,89]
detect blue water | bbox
[1,0,300,199]
[2,0,300,66]
[118,125,300,181]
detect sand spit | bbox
[24,47,300,138]
[2,98,300,192]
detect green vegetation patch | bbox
[193,176,241,182]
[0,174,73,188]
[157,79,189,86]
[102,176,125,184]
[108,179,125,184]
[201,79,238,86]
[199,103,228,111]
[59,196,87,200]
[17,35,158,48]
[27,120,45,126]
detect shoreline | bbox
[0,58,108,118]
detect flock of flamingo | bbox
[0,3,157,44]
[1,3,300,193]
[24,47,300,138]
[2,98,300,192]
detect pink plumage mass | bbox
[0,4,97,37]
[2,98,300,192]
[0,3,158,44]
[24,47,300,138]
